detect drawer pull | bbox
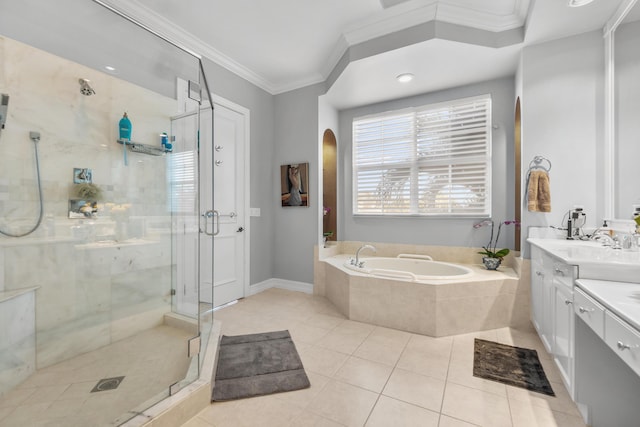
[617,341,631,351]
[554,268,565,276]
[578,306,594,314]
[535,271,543,277]
[565,300,573,305]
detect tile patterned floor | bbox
[186,288,587,427]
[0,325,193,427]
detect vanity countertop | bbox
[576,279,640,332]
[528,237,640,283]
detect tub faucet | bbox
[352,244,377,267]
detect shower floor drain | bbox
[91,376,125,393]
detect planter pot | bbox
[482,257,501,270]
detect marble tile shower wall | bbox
[0,36,181,369]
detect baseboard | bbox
[248,278,313,296]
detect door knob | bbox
[237,227,244,232]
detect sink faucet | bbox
[352,244,376,267]
[592,233,615,247]
[590,230,623,249]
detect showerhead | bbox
[79,78,95,96]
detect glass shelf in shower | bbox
[117,139,169,156]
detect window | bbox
[352,95,491,217]
[167,150,197,213]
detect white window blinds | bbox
[167,150,197,213]
[352,95,491,216]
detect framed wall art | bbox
[280,163,309,207]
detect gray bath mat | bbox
[473,338,555,396]
[212,330,310,401]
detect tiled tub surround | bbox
[315,242,530,337]
[0,287,36,398]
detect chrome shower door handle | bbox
[202,210,214,236]
[213,210,220,236]
[202,210,220,236]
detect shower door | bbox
[171,111,201,317]
[170,106,215,318]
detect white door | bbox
[199,100,248,307]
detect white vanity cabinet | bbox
[528,236,640,426]
[530,244,577,398]
[530,245,554,351]
[552,268,576,397]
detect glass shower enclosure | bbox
[0,1,214,425]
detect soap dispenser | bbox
[119,112,132,141]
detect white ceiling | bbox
[104,0,628,109]
[325,40,522,109]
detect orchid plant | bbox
[474,219,520,259]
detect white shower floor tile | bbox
[0,325,192,427]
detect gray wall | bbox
[520,30,604,253]
[337,76,516,251]
[200,59,276,285]
[273,84,325,284]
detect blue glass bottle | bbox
[119,112,132,141]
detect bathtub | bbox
[317,249,528,337]
[344,255,473,281]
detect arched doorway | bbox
[322,129,337,242]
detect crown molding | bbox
[95,0,529,96]
[343,0,439,45]
[94,0,277,93]
[271,73,327,95]
[603,0,638,35]
[343,0,528,46]
[437,0,530,32]
[326,0,527,83]
[319,35,351,85]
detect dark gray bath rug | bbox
[212,330,310,401]
[473,338,555,396]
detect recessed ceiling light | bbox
[104,65,117,73]
[396,73,414,83]
[568,0,595,7]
